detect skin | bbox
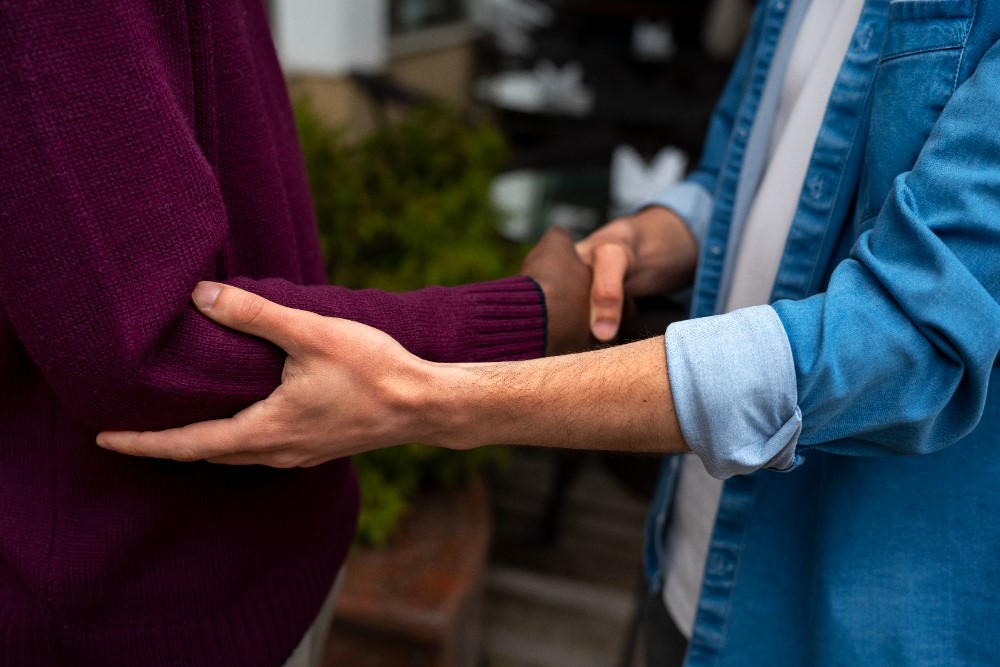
[577,206,697,341]
[520,226,594,355]
[97,207,699,465]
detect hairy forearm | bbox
[413,336,690,453]
[96,288,691,466]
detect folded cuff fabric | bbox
[665,304,802,479]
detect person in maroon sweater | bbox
[0,2,589,666]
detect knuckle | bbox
[247,419,283,453]
[175,445,202,462]
[594,242,628,263]
[259,431,287,455]
[133,431,163,454]
[271,452,302,469]
[280,313,321,355]
[545,226,571,242]
[233,296,267,327]
[256,415,305,456]
[591,282,622,305]
[592,297,622,313]
[307,322,337,354]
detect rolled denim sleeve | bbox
[640,181,714,247]
[665,305,802,479]
[772,39,1000,457]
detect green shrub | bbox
[295,100,519,546]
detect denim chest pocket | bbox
[855,0,975,229]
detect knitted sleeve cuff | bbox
[463,276,548,361]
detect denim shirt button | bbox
[710,244,724,256]
[775,0,786,10]
[706,552,735,578]
[806,170,834,208]
[855,21,877,52]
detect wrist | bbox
[522,275,550,356]
[402,360,481,451]
[633,207,698,291]
[633,206,692,246]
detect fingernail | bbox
[192,282,222,310]
[592,320,618,341]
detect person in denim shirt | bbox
[103,0,1000,664]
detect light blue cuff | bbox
[665,305,802,479]
[638,181,714,247]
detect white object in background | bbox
[610,145,688,216]
[547,204,601,240]
[492,172,602,242]
[533,61,593,116]
[632,20,677,63]
[273,0,388,75]
[491,170,545,242]
[477,61,594,116]
[470,0,553,55]
[477,71,546,112]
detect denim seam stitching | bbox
[803,26,884,294]
[879,43,963,64]
[950,1,976,90]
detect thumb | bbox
[191,282,306,352]
[589,244,630,341]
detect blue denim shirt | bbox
[644,0,1000,664]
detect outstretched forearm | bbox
[98,285,688,467]
[414,337,689,454]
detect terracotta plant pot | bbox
[324,479,491,667]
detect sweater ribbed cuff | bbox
[464,276,547,362]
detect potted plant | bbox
[295,100,522,666]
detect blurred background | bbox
[264,1,750,665]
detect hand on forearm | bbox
[98,283,432,466]
[97,283,688,466]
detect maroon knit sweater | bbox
[0,2,545,665]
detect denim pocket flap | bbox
[882,0,975,60]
